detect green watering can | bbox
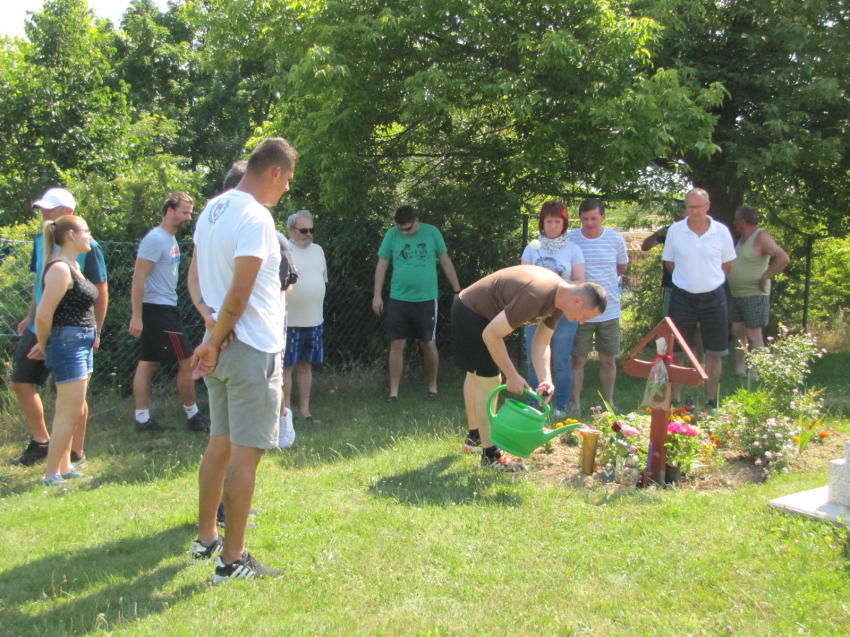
[487,385,583,458]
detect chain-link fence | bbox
[0,219,532,393]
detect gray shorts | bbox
[204,337,282,449]
[572,318,621,357]
[729,295,770,329]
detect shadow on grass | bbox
[0,430,208,496]
[273,389,468,470]
[0,523,205,636]
[366,454,524,508]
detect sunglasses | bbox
[397,223,415,232]
[297,227,314,234]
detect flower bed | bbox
[541,326,833,487]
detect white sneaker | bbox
[278,408,295,448]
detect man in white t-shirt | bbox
[663,188,736,409]
[284,210,327,423]
[188,138,298,583]
[128,192,210,434]
[568,199,629,414]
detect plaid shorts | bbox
[729,294,770,329]
[283,324,324,366]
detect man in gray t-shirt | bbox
[128,192,210,433]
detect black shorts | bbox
[386,298,438,342]
[11,330,51,385]
[669,286,729,356]
[451,297,500,377]
[139,304,194,364]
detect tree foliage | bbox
[641,0,850,231]
[0,0,129,225]
[222,0,724,222]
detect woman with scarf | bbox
[520,201,585,419]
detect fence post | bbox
[803,235,813,331]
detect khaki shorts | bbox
[204,337,282,449]
[572,318,621,357]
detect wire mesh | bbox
[0,218,531,393]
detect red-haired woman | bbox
[520,201,585,418]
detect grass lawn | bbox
[1,354,849,636]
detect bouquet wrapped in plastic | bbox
[642,337,671,410]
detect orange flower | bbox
[819,431,829,438]
[792,436,800,443]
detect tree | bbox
[0,0,129,224]
[642,0,850,232]
[200,0,724,223]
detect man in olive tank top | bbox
[729,205,790,377]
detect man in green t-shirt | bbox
[372,205,461,402]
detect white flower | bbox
[529,239,541,250]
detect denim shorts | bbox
[45,326,96,384]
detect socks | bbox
[184,404,199,419]
[135,409,150,423]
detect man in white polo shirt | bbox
[568,198,629,414]
[188,137,298,582]
[663,188,736,409]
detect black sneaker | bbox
[481,448,528,472]
[463,430,482,453]
[135,417,171,432]
[9,440,49,466]
[191,535,224,560]
[71,451,87,469]
[216,504,258,529]
[187,413,211,433]
[212,552,284,583]
[704,399,718,411]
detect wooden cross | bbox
[621,317,708,485]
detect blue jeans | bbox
[45,326,95,384]
[525,317,579,410]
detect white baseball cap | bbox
[33,188,76,211]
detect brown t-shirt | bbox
[460,265,564,330]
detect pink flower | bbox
[765,451,773,458]
[755,459,763,465]
[621,425,638,438]
[754,441,760,447]
[629,446,638,453]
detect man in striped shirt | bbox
[568,199,629,414]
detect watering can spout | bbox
[486,385,583,458]
[541,423,582,442]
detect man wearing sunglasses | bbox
[373,205,461,402]
[284,210,327,423]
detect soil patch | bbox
[528,432,847,491]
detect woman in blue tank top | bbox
[29,215,99,486]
